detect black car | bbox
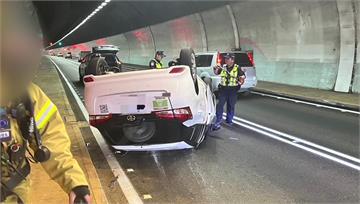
[64,52,72,59]
[78,45,122,82]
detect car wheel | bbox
[79,67,84,83]
[179,48,199,94]
[122,122,156,143]
[86,56,108,76]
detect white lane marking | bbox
[222,114,360,171]
[232,115,360,164]
[231,119,360,171]
[127,168,135,173]
[143,194,152,200]
[48,57,144,204]
[252,91,360,115]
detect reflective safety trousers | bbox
[1,83,88,203]
[220,64,240,87]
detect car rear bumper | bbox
[112,141,193,151]
[94,114,204,148]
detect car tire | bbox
[86,56,108,76]
[179,48,199,94]
[122,122,156,143]
[118,64,123,72]
[79,67,84,83]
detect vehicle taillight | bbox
[169,67,185,74]
[153,107,192,122]
[216,52,222,65]
[83,76,94,83]
[89,114,112,126]
[247,52,255,67]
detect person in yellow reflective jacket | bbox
[0,2,91,203]
[149,51,166,69]
[212,53,246,130]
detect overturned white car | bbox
[84,49,216,151]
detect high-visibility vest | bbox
[151,59,163,69]
[220,64,240,87]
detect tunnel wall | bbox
[353,0,360,93]
[54,0,360,93]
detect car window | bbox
[220,53,252,67]
[196,55,213,67]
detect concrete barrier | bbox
[52,0,359,93]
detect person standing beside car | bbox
[149,51,166,69]
[212,53,245,130]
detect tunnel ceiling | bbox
[34,1,228,49]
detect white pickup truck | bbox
[84,49,216,151]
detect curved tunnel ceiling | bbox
[34,1,228,49]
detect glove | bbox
[69,186,91,204]
[239,76,245,85]
[213,65,221,75]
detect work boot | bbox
[212,123,221,131]
[224,120,234,126]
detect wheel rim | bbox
[123,122,156,143]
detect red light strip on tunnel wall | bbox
[45,0,111,49]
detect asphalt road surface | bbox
[50,56,359,203]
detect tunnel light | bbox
[45,0,111,49]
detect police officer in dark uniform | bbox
[213,53,245,130]
[149,51,166,69]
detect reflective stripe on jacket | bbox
[35,99,57,130]
[220,64,240,87]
